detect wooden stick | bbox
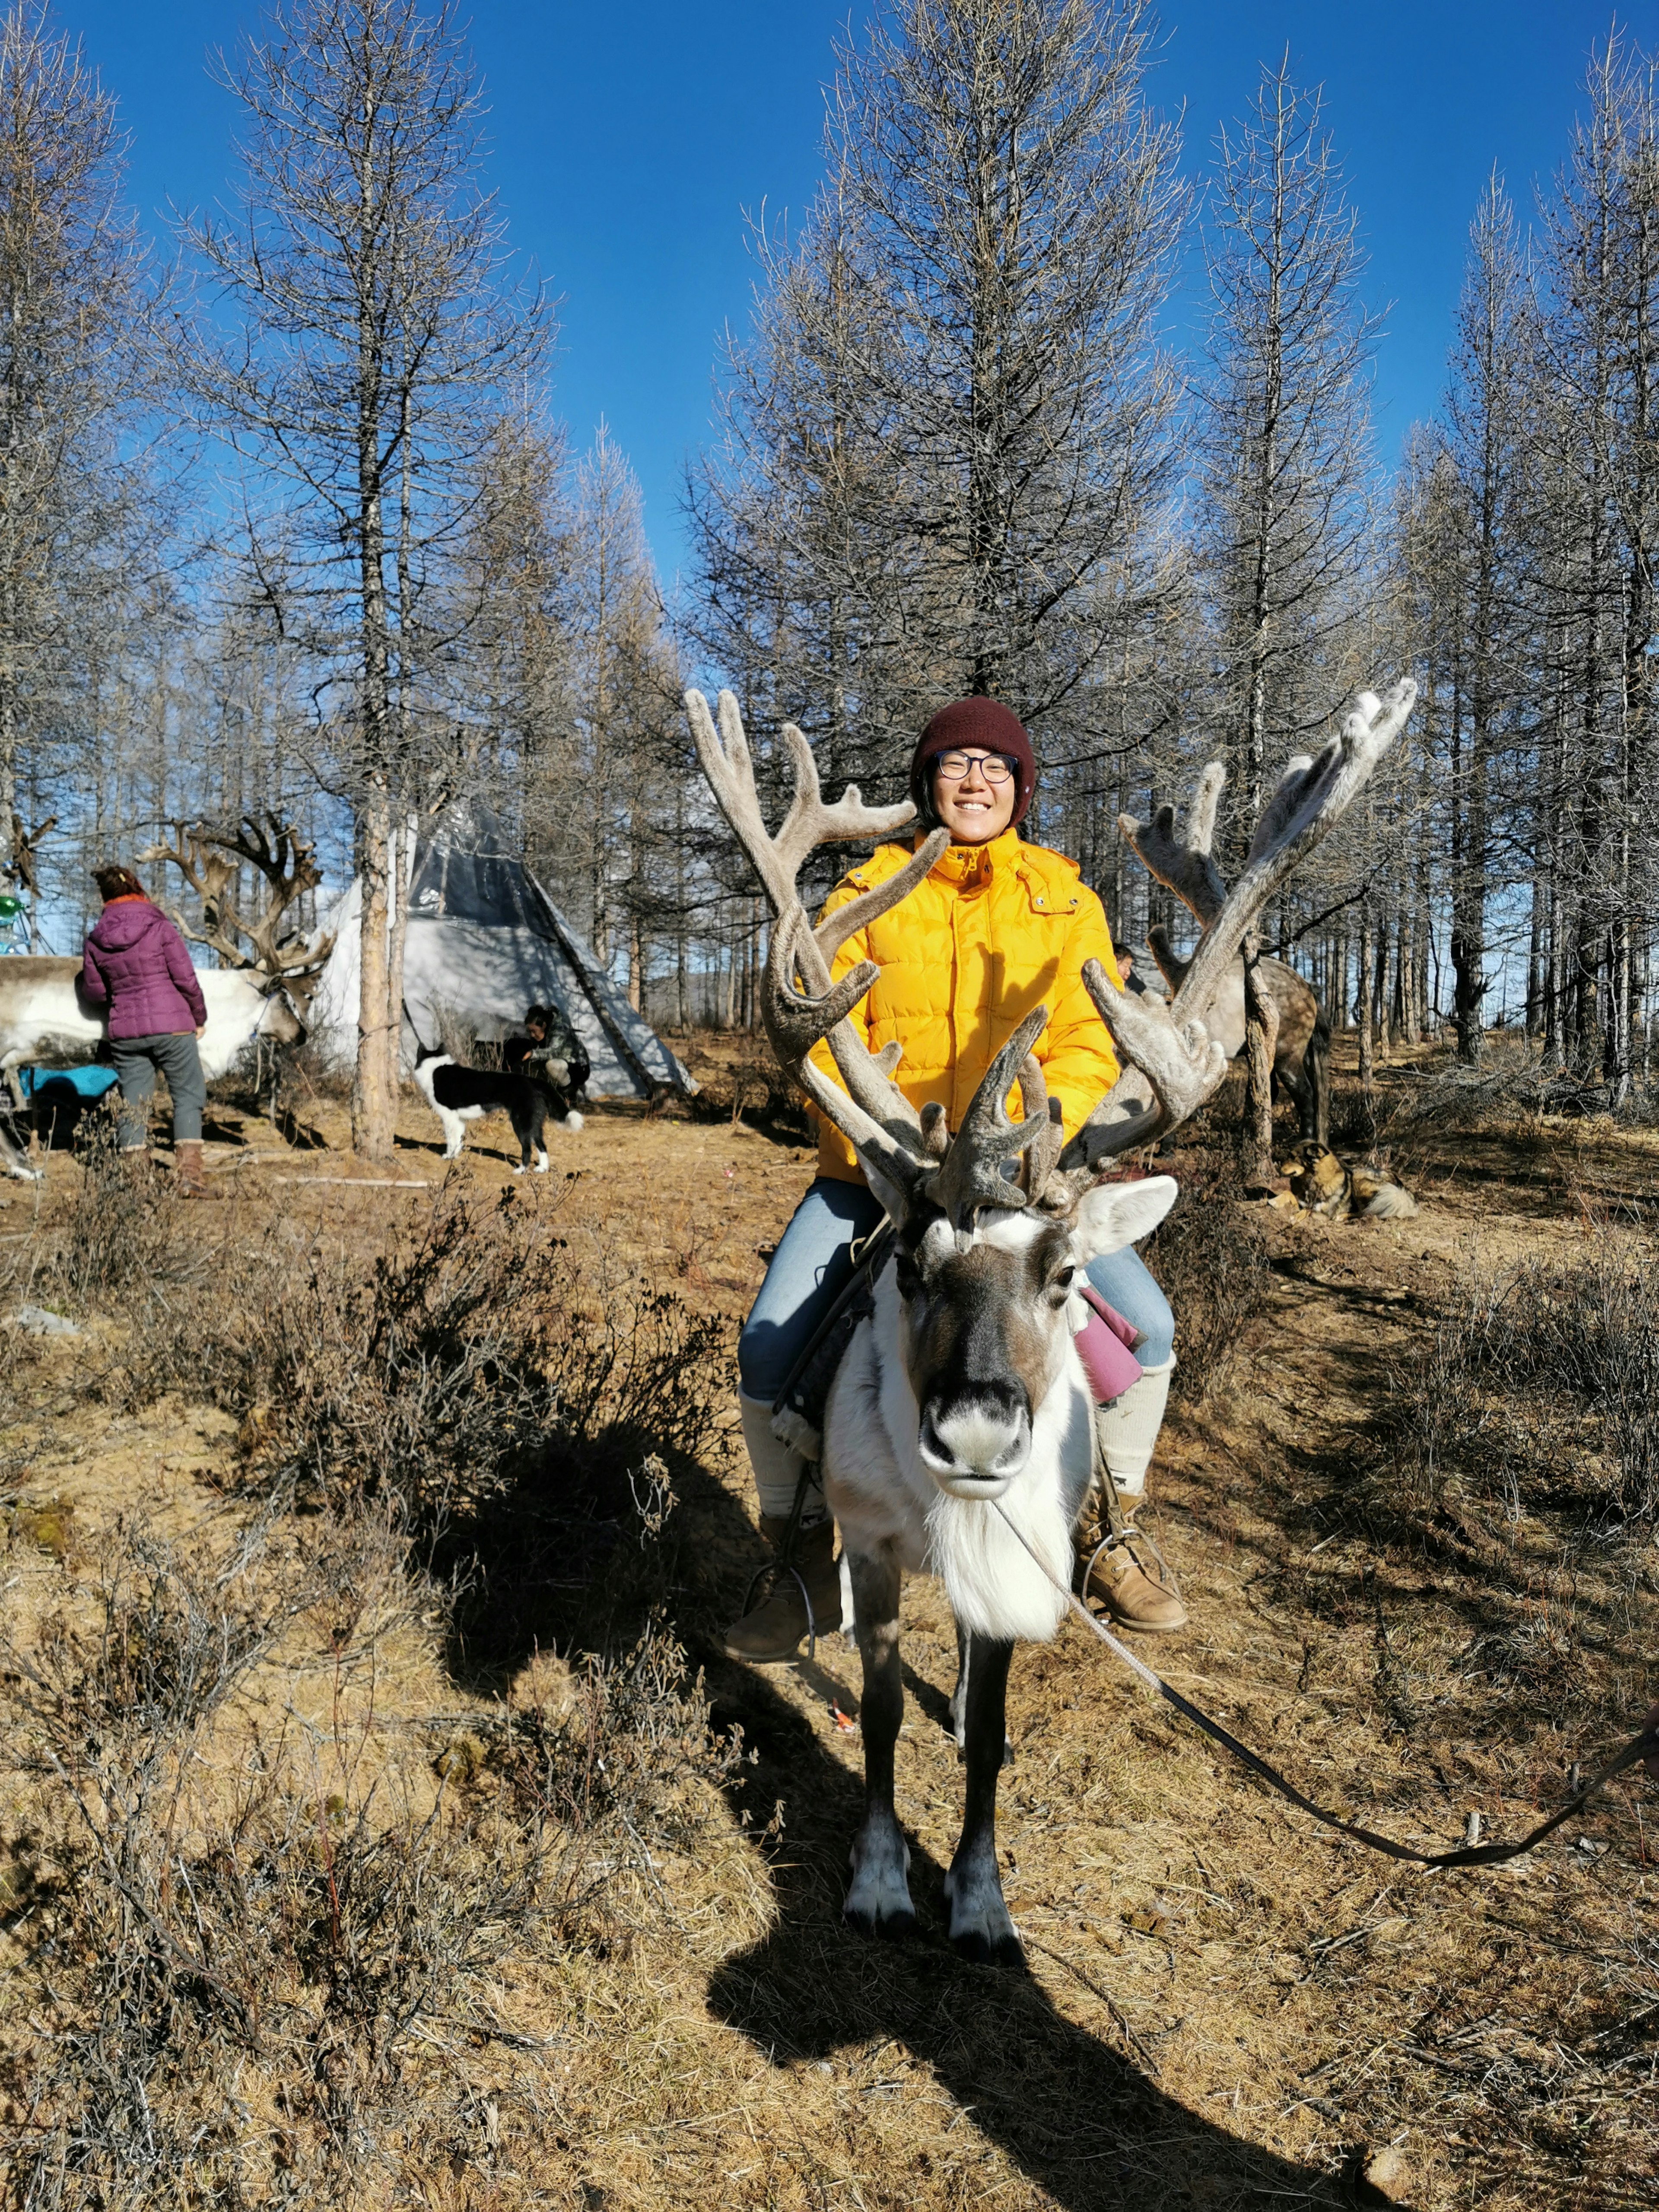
[270,1176,429,1190]
[205,1152,317,1172]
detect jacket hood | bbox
[89,899,171,953]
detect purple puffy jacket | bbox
[81,897,208,1039]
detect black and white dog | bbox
[413,1046,582,1173]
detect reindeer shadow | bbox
[696,1569,1344,2209]
[442,1435,1347,2211]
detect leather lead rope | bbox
[993,1503,1657,1872]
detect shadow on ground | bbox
[441,1429,1349,2212]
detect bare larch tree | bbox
[177,0,546,1158]
[1195,53,1382,1172]
[0,0,152,936]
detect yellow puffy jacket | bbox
[808,825,1124,1185]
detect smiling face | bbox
[931,750,1020,844]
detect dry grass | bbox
[0,1053,1653,2212]
[1382,1245,1659,1528]
[0,1418,739,2210]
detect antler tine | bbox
[813,833,947,971]
[1118,760,1228,924]
[791,1049,932,1212]
[1173,679,1416,1033]
[1066,965,1230,1168]
[686,688,795,916]
[775,723,915,876]
[931,1008,1053,1232]
[1016,1056,1067,1207]
[1144,922,1188,993]
[766,907,934,1153]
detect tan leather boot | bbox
[1083,1539,1188,1635]
[1075,1484,1187,1636]
[119,1146,152,1184]
[721,1513,842,1662]
[174,1141,222,1200]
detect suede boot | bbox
[1081,1535,1188,1635]
[119,1146,152,1184]
[721,1512,842,1662]
[1075,1455,1187,1637]
[174,1141,222,1200]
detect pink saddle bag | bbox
[1074,1282,1144,1405]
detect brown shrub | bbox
[1142,1148,1270,1402]
[1386,1246,1659,1528]
[2,1491,737,2207]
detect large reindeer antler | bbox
[138,814,333,985]
[687,690,944,1209]
[1066,681,1418,1167]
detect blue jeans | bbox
[737,1176,1175,1405]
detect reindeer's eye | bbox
[1049,1263,1076,1302]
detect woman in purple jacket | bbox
[81,865,218,1198]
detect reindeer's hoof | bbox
[944,1861,1023,1967]
[949,1924,1025,1969]
[845,1823,914,1939]
[843,1900,918,1944]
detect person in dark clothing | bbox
[80,865,218,1198]
[503,1002,590,1098]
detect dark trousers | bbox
[109,1031,206,1148]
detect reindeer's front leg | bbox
[944,1631,1021,1966]
[843,1544,915,1940]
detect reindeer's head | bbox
[895,1170,1177,1500]
[253,979,307,1049]
[138,816,333,1027]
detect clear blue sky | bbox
[66,0,1646,587]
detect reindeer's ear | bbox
[1071,1174,1178,1262]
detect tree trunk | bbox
[353,788,397,1161]
[1242,953,1279,1192]
[1357,894,1375,1092]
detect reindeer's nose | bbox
[918,1382,1032,1492]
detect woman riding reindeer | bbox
[725,698,1182,1661]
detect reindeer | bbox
[687,680,1416,1965]
[1124,763,1331,1144]
[0,817,323,1178]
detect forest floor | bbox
[0,1031,1654,2211]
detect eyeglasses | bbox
[934,750,1016,785]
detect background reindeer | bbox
[1122,763,1332,1146]
[689,680,1416,1967]
[139,814,333,1129]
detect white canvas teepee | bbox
[308,799,695,1099]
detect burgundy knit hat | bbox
[910,698,1036,828]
